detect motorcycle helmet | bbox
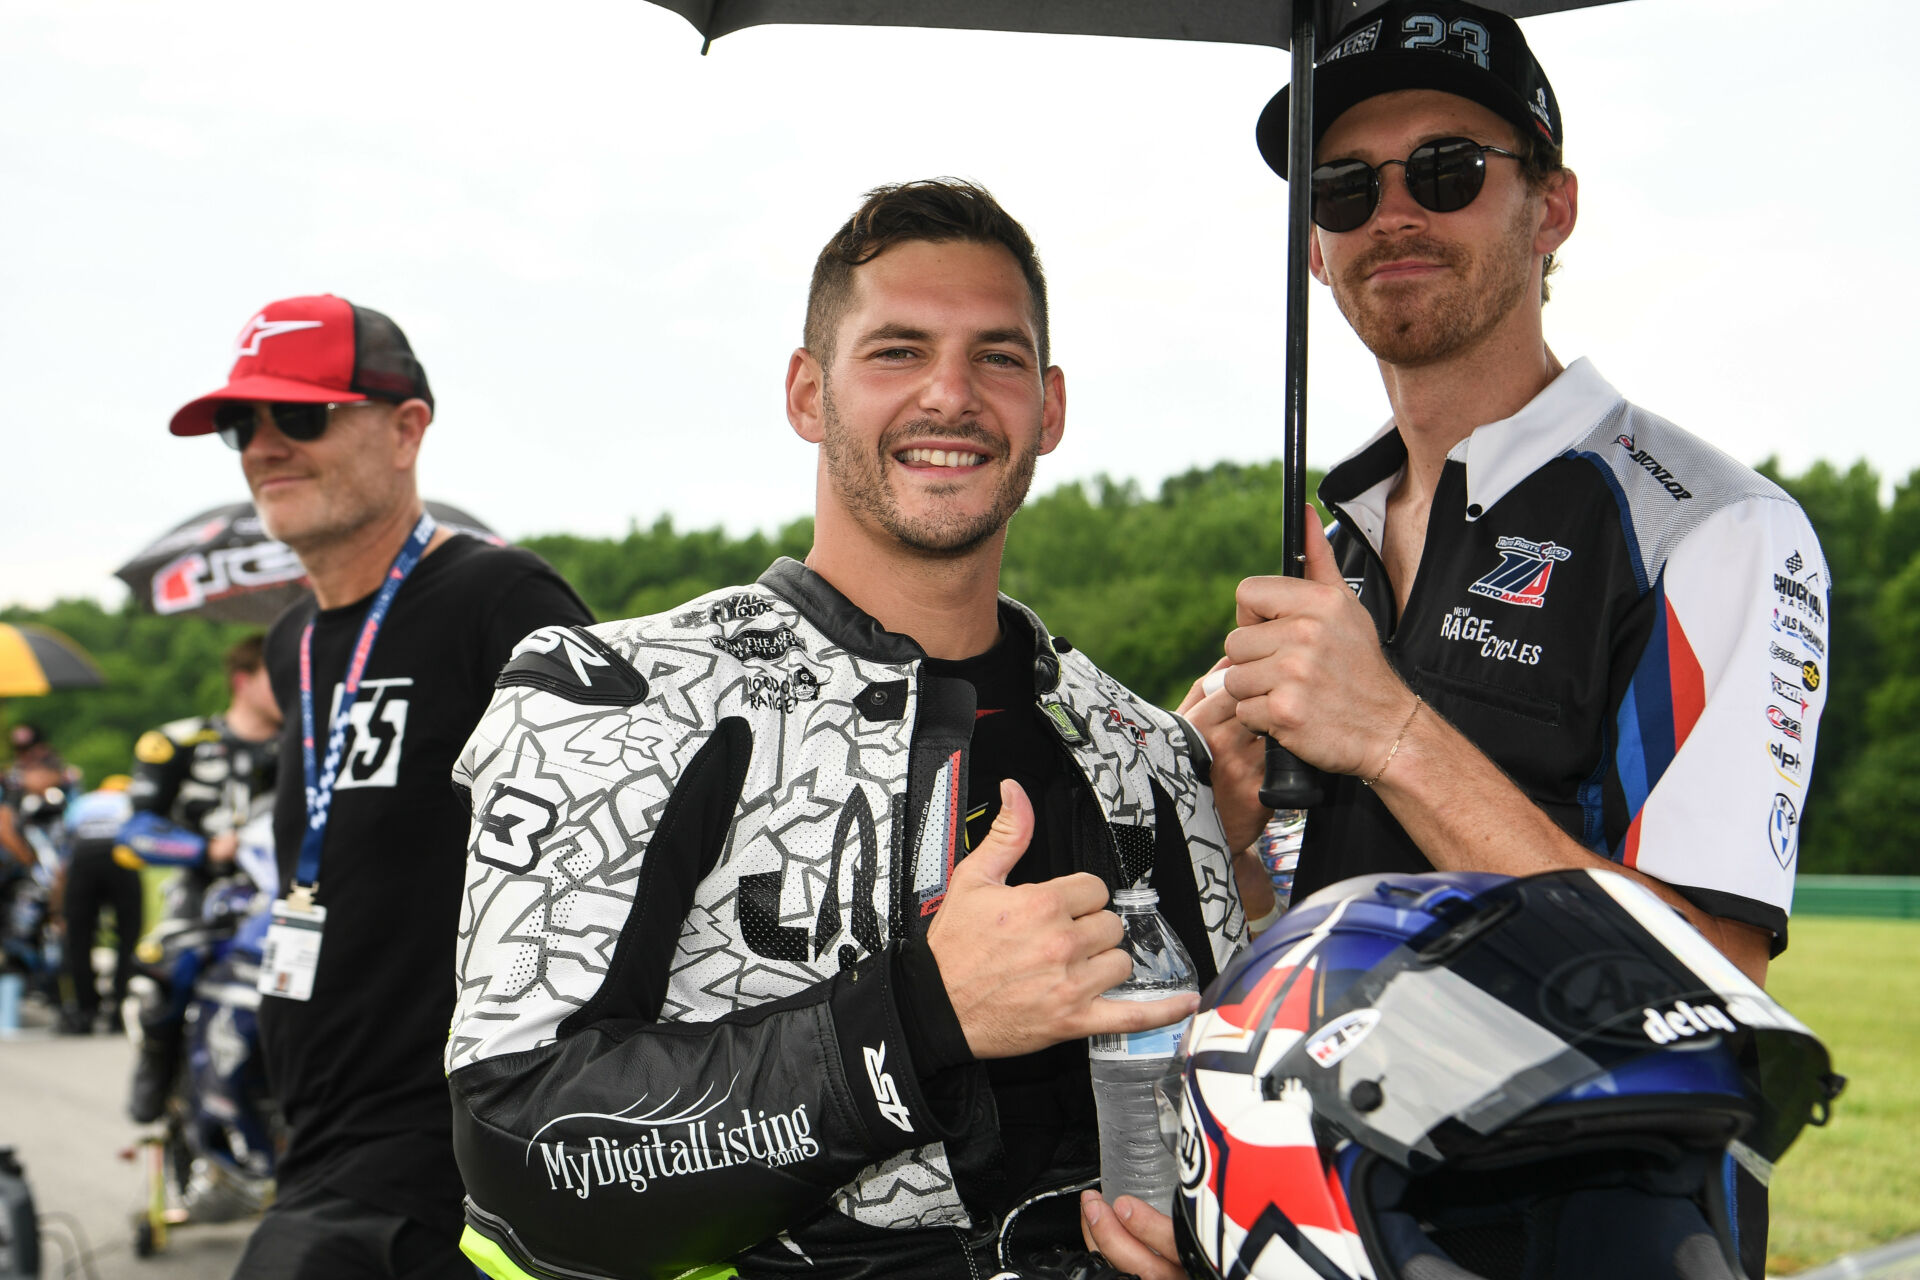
[1162,869,1843,1280]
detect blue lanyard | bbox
[294,512,436,892]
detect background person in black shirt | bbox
[168,294,592,1280]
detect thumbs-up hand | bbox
[927,779,1199,1060]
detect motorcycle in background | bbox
[125,812,280,1257]
[0,794,67,1026]
[0,1147,39,1279]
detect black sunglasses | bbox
[214,400,389,451]
[1310,137,1522,233]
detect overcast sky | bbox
[4,0,1914,611]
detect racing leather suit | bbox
[120,713,278,1121]
[122,714,277,881]
[448,558,1246,1280]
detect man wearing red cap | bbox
[171,295,593,1279]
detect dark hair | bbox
[1516,129,1567,303]
[224,633,266,678]
[805,179,1050,368]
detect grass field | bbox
[1764,916,1920,1274]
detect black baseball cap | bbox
[1257,0,1561,179]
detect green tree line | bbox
[5,457,1915,874]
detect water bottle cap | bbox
[1112,886,1159,909]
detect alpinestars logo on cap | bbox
[234,313,323,358]
[1468,536,1572,608]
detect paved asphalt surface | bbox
[1,999,251,1279]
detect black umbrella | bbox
[114,500,502,624]
[650,0,1627,805]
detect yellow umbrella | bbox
[0,623,106,696]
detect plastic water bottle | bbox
[1089,886,1197,1215]
[0,973,21,1037]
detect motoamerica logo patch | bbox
[1467,536,1572,609]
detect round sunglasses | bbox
[1310,137,1522,233]
[214,399,390,451]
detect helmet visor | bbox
[1264,870,1835,1170]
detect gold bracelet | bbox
[1361,695,1423,788]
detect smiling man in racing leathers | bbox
[447,180,1249,1280]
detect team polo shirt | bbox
[1296,359,1826,952]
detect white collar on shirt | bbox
[1331,358,1626,552]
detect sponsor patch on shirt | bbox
[1770,609,1826,657]
[1769,674,1810,716]
[1773,573,1825,622]
[1438,606,1543,665]
[1613,434,1693,500]
[1768,740,1806,786]
[1768,793,1799,867]
[1467,536,1571,609]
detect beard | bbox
[250,464,392,556]
[1329,203,1537,367]
[820,385,1040,558]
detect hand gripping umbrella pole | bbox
[1259,0,1331,811]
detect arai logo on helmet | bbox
[1641,999,1738,1045]
[1305,1009,1382,1068]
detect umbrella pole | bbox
[1258,0,1330,810]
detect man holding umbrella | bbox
[1146,3,1823,1277]
[167,294,592,1279]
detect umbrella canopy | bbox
[0,623,105,696]
[115,500,503,624]
[648,0,1619,46]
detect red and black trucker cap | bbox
[1256,0,1561,179]
[170,294,434,436]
